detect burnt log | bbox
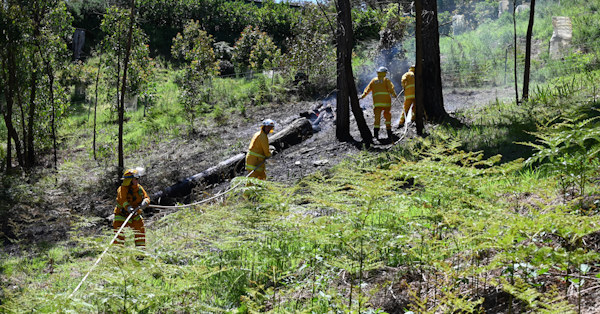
[151,117,313,205]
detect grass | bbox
[4,71,600,311]
[439,0,600,87]
[4,1,600,311]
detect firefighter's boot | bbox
[387,128,394,139]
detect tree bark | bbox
[421,0,448,123]
[93,55,102,160]
[118,0,136,175]
[512,0,519,103]
[415,0,425,135]
[522,0,536,100]
[335,2,351,142]
[2,48,25,170]
[336,0,372,145]
[45,61,57,171]
[26,67,36,167]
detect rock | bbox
[452,15,467,36]
[313,159,329,167]
[549,16,572,60]
[498,0,509,17]
[516,3,530,14]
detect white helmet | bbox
[377,66,388,73]
[262,119,276,127]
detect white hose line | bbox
[69,211,135,299]
[68,159,267,298]
[148,159,266,210]
[148,180,244,210]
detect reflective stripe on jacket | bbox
[402,70,415,99]
[246,129,271,172]
[360,73,397,107]
[114,184,149,216]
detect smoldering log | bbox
[151,117,313,205]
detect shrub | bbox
[232,26,281,73]
[171,19,219,132]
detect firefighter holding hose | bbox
[360,66,397,140]
[245,119,275,180]
[114,167,150,248]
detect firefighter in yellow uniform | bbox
[398,65,416,126]
[360,66,397,140]
[114,168,150,248]
[245,119,275,180]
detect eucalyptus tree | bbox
[420,0,448,125]
[0,2,26,171]
[283,4,337,93]
[33,2,74,170]
[1,1,73,172]
[100,3,152,174]
[522,0,536,101]
[171,19,218,132]
[335,0,372,145]
[232,26,281,74]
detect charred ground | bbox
[0,86,515,252]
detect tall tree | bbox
[522,0,536,101]
[1,3,27,171]
[421,0,448,124]
[414,0,424,135]
[35,2,73,171]
[101,4,151,175]
[335,0,372,145]
[118,0,136,175]
[512,0,519,104]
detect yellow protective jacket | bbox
[246,129,271,172]
[360,73,397,108]
[401,70,415,99]
[114,184,150,218]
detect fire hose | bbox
[69,157,267,298]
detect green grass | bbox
[4,1,600,310]
[5,67,600,310]
[4,121,600,311]
[439,0,600,87]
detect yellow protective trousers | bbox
[248,169,267,180]
[113,214,146,247]
[399,98,416,125]
[373,106,392,130]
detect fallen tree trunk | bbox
[151,117,313,205]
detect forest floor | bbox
[1,85,515,254]
[7,85,600,313]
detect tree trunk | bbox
[93,55,102,160]
[2,48,25,170]
[415,0,425,135]
[118,0,136,175]
[522,0,536,101]
[421,0,448,123]
[336,0,372,145]
[336,60,351,141]
[26,68,37,167]
[46,61,57,171]
[512,0,519,104]
[18,81,28,164]
[335,2,351,142]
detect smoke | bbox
[356,42,412,94]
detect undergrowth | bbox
[4,87,600,311]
